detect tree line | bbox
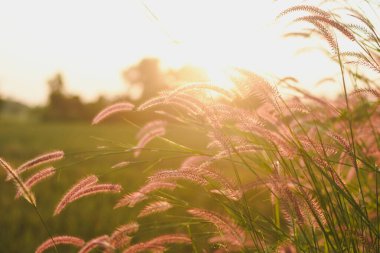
[0,58,208,122]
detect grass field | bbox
[0,121,223,252]
[0,121,149,252]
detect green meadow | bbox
[0,122,141,252]
[0,121,221,252]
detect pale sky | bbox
[0,0,348,106]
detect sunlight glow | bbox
[0,0,354,105]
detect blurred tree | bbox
[122,58,167,102]
[43,62,209,122]
[122,58,208,101]
[0,82,4,112]
[43,74,110,122]
[48,73,64,93]
[44,74,86,121]
[45,74,66,120]
[0,95,3,112]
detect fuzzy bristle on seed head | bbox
[35,235,85,253]
[114,192,148,208]
[168,82,236,101]
[1,157,36,206]
[0,157,14,179]
[123,243,166,253]
[78,235,111,253]
[8,151,64,181]
[276,242,297,253]
[92,102,134,125]
[137,95,166,111]
[111,161,130,169]
[138,201,173,218]
[277,5,331,19]
[295,15,355,41]
[148,170,208,186]
[213,144,262,160]
[61,183,122,213]
[187,208,244,241]
[134,127,166,157]
[351,88,380,98]
[123,234,191,253]
[139,181,177,194]
[210,188,242,201]
[137,120,167,140]
[180,156,209,170]
[54,175,99,215]
[148,234,192,245]
[15,167,56,199]
[232,68,279,102]
[327,131,352,155]
[111,222,139,240]
[208,235,243,249]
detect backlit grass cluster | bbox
[1,3,380,253]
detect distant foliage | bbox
[43,74,108,122]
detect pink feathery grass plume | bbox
[134,127,166,157]
[137,92,207,116]
[114,192,148,208]
[303,193,327,227]
[210,188,242,201]
[15,167,56,199]
[168,93,207,115]
[168,82,236,101]
[110,222,139,249]
[54,175,99,215]
[148,169,208,186]
[231,68,279,102]
[69,183,122,202]
[277,5,331,19]
[179,156,209,170]
[351,88,380,98]
[78,235,111,253]
[139,181,177,194]
[0,157,36,206]
[182,166,241,201]
[208,235,244,249]
[294,15,355,41]
[133,120,167,158]
[136,120,167,140]
[112,222,139,237]
[138,201,173,218]
[111,161,130,169]
[6,150,64,181]
[187,208,244,244]
[35,235,85,253]
[276,243,297,253]
[137,96,166,111]
[123,234,191,253]
[56,183,122,215]
[327,131,352,153]
[213,144,263,160]
[115,182,177,209]
[92,102,135,125]
[124,244,166,253]
[0,157,15,180]
[147,234,191,245]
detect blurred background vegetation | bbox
[0,58,213,252]
[0,58,208,123]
